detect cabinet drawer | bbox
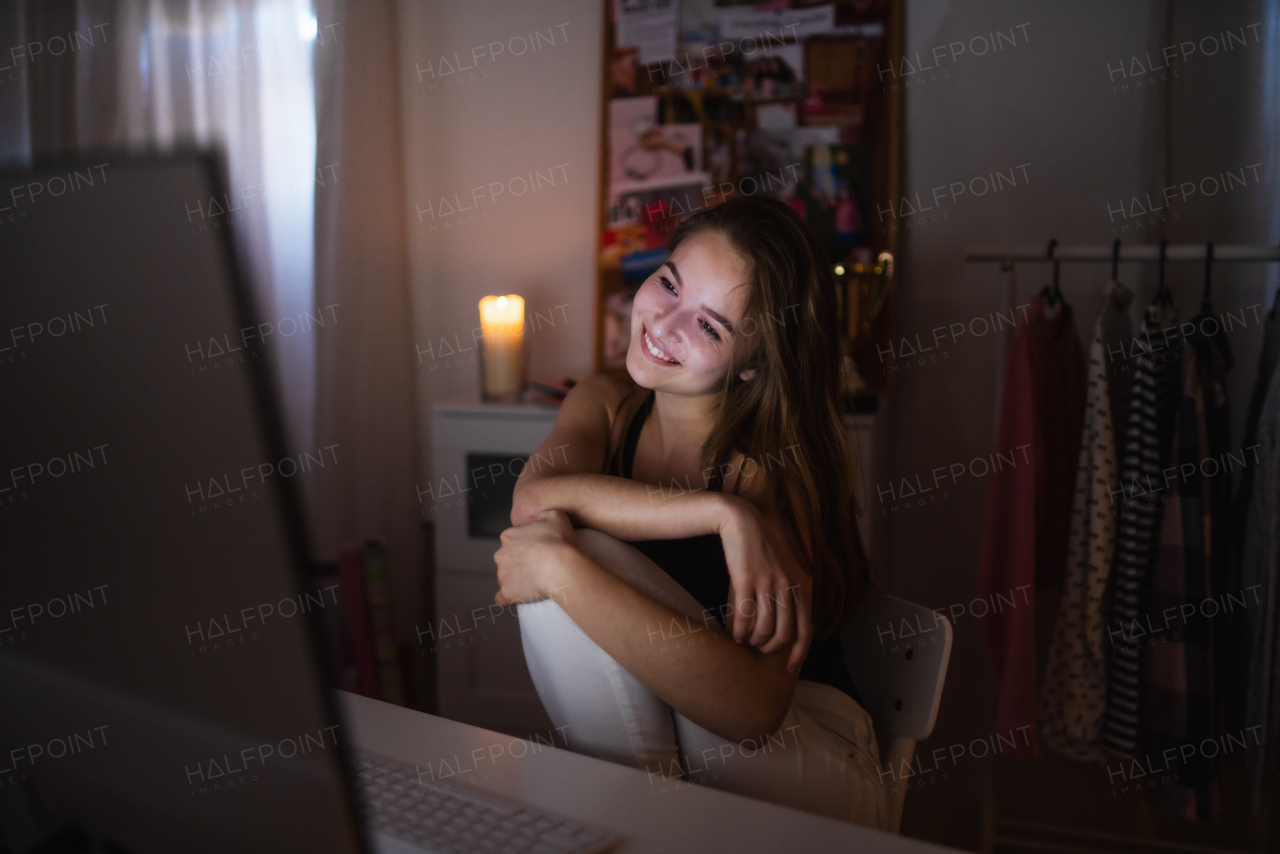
[431,569,553,738]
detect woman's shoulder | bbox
[571,368,642,422]
[568,369,648,471]
[574,367,635,398]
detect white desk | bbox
[341,691,961,854]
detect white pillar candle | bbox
[478,294,525,397]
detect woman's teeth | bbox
[645,331,678,364]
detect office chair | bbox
[840,593,953,834]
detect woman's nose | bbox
[653,313,709,352]
[649,313,682,344]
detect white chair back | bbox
[840,592,953,834]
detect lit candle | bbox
[478,294,525,398]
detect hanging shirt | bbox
[1229,301,1275,816]
[1040,280,1132,762]
[1239,319,1280,816]
[1140,346,1208,822]
[1185,307,1234,778]
[977,294,1085,755]
[1119,302,1233,822]
[1029,299,1089,590]
[1231,303,1279,580]
[1102,299,1181,758]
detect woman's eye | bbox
[657,275,718,339]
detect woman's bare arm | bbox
[518,473,743,539]
[510,373,741,539]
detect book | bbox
[338,545,379,699]
[527,376,573,399]
[307,559,357,693]
[361,539,406,706]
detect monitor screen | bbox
[0,153,367,853]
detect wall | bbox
[398,0,604,483]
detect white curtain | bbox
[1265,0,1280,311]
[308,0,423,656]
[24,0,321,454]
[10,0,426,702]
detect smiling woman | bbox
[496,194,884,828]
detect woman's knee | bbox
[515,529,660,647]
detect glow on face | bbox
[626,229,754,394]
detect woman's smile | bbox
[641,324,681,366]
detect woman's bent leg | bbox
[517,528,714,772]
[672,681,888,830]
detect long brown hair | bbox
[657,194,877,638]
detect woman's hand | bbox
[718,497,814,674]
[494,509,578,607]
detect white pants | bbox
[517,528,888,830]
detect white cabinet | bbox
[430,397,560,739]
[430,396,876,739]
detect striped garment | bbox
[1102,299,1181,757]
[1138,307,1233,821]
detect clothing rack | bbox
[965,242,1280,263]
[968,235,1280,830]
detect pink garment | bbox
[1027,302,1087,588]
[977,317,1040,755]
[977,296,1086,756]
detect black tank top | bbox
[612,388,863,706]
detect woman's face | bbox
[626,228,756,395]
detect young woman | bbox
[493,194,885,828]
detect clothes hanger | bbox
[1111,239,1121,281]
[1198,238,1235,368]
[1155,238,1172,307]
[1053,253,1065,309]
[1039,238,1061,308]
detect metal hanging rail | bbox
[964,243,1280,263]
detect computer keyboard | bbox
[354,750,621,854]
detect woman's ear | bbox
[738,367,756,381]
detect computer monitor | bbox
[0,152,368,853]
